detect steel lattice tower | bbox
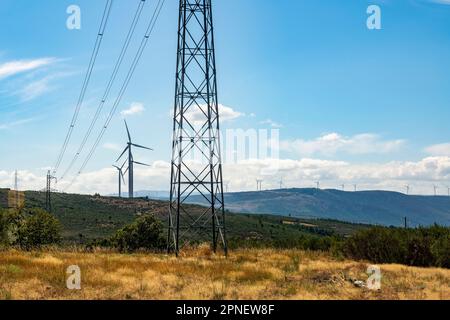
[45,170,57,213]
[168,0,227,255]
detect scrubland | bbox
[0,246,448,300]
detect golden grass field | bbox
[0,246,449,300]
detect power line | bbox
[59,0,147,181]
[64,0,166,192]
[53,0,114,175]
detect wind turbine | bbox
[256,179,263,191]
[117,120,153,199]
[433,185,438,196]
[225,181,230,193]
[113,159,127,198]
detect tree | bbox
[0,209,21,246]
[112,214,165,252]
[17,209,62,249]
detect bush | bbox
[341,225,450,268]
[1,209,26,247]
[16,209,62,249]
[111,214,165,252]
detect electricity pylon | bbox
[117,120,153,199]
[46,170,57,213]
[168,0,227,255]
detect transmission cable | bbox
[59,0,147,181]
[64,0,166,192]
[53,0,114,175]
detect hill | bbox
[0,189,370,243]
[188,188,450,227]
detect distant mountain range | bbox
[165,188,449,227]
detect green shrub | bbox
[111,214,165,252]
[0,209,23,247]
[342,225,450,268]
[16,209,62,249]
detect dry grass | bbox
[0,246,449,300]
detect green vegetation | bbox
[109,214,166,252]
[342,225,450,268]
[1,190,448,269]
[0,208,61,249]
[13,190,370,243]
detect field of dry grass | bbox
[0,246,449,300]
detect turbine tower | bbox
[168,0,227,255]
[113,160,127,198]
[117,120,152,199]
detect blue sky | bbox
[1,0,450,195]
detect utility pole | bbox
[404,216,407,229]
[14,170,19,208]
[168,0,227,256]
[45,170,57,213]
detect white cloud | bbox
[425,143,450,156]
[18,76,53,101]
[0,58,56,79]
[0,117,36,130]
[121,102,145,116]
[182,104,244,126]
[260,119,283,128]
[12,71,76,102]
[6,156,450,196]
[281,133,405,157]
[102,143,122,152]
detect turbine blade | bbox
[131,143,153,151]
[116,146,129,162]
[133,161,151,167]
[120,171,126,185]
[124,120,131,142]
[120,158,128,170]
[123,166,129,175]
